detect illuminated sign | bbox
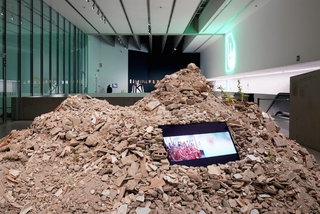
[225,33,236,72]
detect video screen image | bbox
[163,132,237,163]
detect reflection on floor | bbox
[0,121,33,138]
[0,118,319,164]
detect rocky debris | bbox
[0,63,319,213]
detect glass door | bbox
[0,53,5,123]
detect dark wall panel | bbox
[128,51,200,92]
[128,51,148,92]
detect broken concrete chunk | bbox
[50,127,62,135]
[273,136,287,147]
[117,204,128,214]
[121,154,138,165]
[135,207,151,214]
[144,100,161,111]
[20,202,32,214]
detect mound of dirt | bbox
[0,63,319,214]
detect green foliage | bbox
[236,80,249,102]
[72,147,80,162]
[217,85,234,103]
[267,152,276,158]
[267,152,276,162]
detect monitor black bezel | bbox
[160,122,240,167]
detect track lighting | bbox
[92,3,95,9]
[86,0,89,2]
[100,14,103,20]
[97,9,100,15]
[103,17,107,24]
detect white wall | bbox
[212,72,303,95]
[88,35,128,93]
[201,0,320,79]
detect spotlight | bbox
[86,0,89,2]
[103,17,107,24]
[92,3,95,9]
[11,13,14,21]
[97,9,100,15]
[100,14,103,20]
[0,12,3,16]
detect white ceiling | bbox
[44,0,271,53]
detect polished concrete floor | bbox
[1,118,319,164]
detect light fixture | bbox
[86,0,89,2]
[100,14,103,20]
[97,9,99,15]
[103,17,107,24]
[92,3,95,9]
[11,13,14,21]
[1,12,4,16]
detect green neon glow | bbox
[225,33,236,73]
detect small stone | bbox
[144,100,161,111]
[259,194,271,198]
[273,136,287,147]
[135,207,151,214]
[250,209,260,214]
[207,165,221,176]
[136,194,145,202]
[42,154,50,161]
[222,199,231,208]
[102,189,110,196]
[117,204,128,214]
[233,173,242,179]
[101,174,109,182]
[55,188,63,197]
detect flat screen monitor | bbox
[112,83,118,88]
[160,122,240,167]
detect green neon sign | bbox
[225,33,236,72]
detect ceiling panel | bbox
[68,0,114,34]
[217,0,271,34]
[96,0,131,34]
[183,35,211,53]
[200,0,252,34]
[197,35,222,52]
[44,0,97,34]
[150,0,173,34]
[122,0,148,34]
[168,0,201,34]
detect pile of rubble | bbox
[0,63,319,214]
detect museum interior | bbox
[0,0,320,213]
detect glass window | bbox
[6,0,19,118]
[51,9,58,94]
[65,19,69,94]
[0,0,4,122]
[58,15,64,93]
[70,23,74,93]
[43,2,50,95]
[33,0,41,96]
[21,0,32,97]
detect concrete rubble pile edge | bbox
[0,63,319,214]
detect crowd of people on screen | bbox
[167,140,204,162]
